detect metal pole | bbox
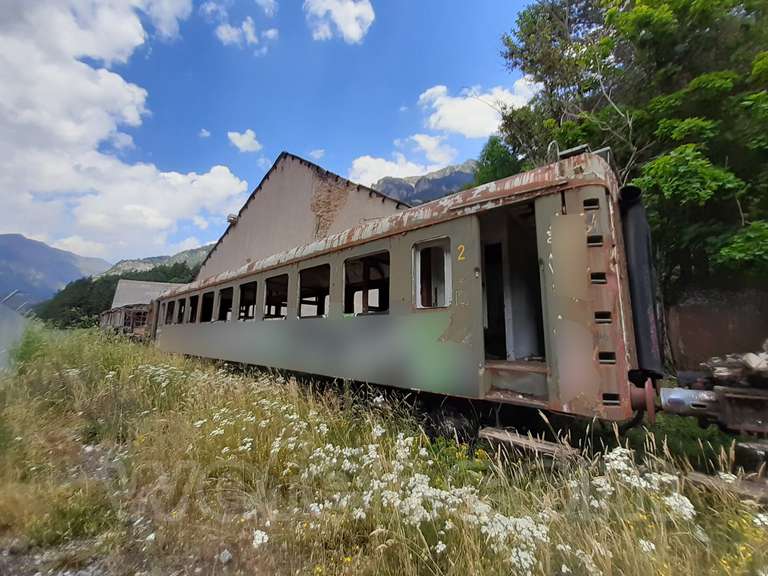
[1,289,19,304]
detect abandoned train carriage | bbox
[152,151,662,423]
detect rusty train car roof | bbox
[161,152,618,300]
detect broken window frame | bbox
[264,274,289,320]
[176,298,186,324]
[189,294,199,323]
[343,251,390,316]
[238,281,258,321]
[164,300,175,325]
[298,264,331,319]
[200,291,215,323]
[217,287,234,322]
[413,238,452,309]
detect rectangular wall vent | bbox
[583,198,600,211]
[602,393,621,406]
[594,311,612,324]
[598,351,617,364]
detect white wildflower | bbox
[639,539,656,553]
[372,425,385,438]
[561,564,572,574]
[434,540,446,554]
[352,508,366,520]
[591,476,615,497]
[372,395,385,406]
[754,513,768,527]
[252,529,269,548]
[145,532,156,542]
[663,493,696,520]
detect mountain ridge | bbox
[373,160,477,205]
[0,234,111,303]
[100,244,214,276]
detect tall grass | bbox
[1,325,766,575]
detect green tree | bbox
[473,136,524,185]
[500,0,768,299]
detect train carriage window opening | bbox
[299,265,330,318]
[160,302,166,325]
[176,298,186,324]
[189,295,199,323]
[238,281,258,321]
[217,287,234,322]
[164,300,175,325]
[200,291,215,322]
[344,252,390,315]
[264,274,289,319]
[414,239,451,308]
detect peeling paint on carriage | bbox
[154,153,644,423]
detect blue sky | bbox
[0,1,534,261]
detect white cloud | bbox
[53,235,108,258]
[255,0,278,17]
[200,1,228,21]
[169,236,201,253]
[417,77,540,139]
[257,156,273,169]
[349,153,436,187]
[242,16,258,44]
[308,148,325,160]
[142,0,194,38]
[228,129,262,152]
[110,132,135,150]
[215,16,259,46]
[211,14,278,54]
[0,0,248,260]
[262,28,279,41]
[408,134,456,165]
[399,105,408,112]
[192,215,209,230]
[199,128,211,138]
[303,0,375,44]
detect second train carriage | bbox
[151,150,664,424]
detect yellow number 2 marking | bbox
[457,244,466,261]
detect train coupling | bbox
[660,386,768,435]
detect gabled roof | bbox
[111,279,184,308]
[196,151,409,278]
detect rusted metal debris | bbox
[702,339,768,387]
[662,339,768,435]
